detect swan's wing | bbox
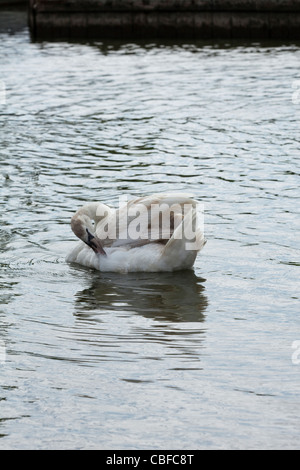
[161,207,206,270]
[107,193,198,248]
[95,206,119,247]
[127,193,197,209]
[94,204,151,248]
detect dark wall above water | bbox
[0,0,27,5]
[28,0,300,41]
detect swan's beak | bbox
[86,230,106,256]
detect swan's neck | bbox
[71,213,94,242]
[71,203,107,255]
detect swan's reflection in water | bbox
[72,270,208,366]
[74,270,208,323]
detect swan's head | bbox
[71,213,106,256]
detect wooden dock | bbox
[28,0,300,41]
[0,0,27,6]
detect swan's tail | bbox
[162,206,206,270]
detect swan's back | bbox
[96,192,197,248]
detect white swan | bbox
[66,193,206,273]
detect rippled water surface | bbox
[0,10,299,449]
